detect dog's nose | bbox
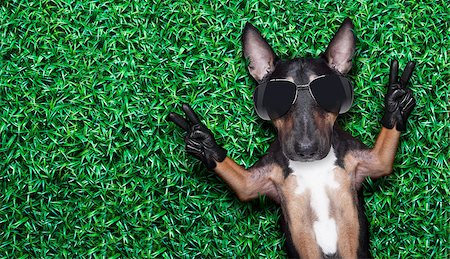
[295,142,317,159]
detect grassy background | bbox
[0,0,448,257]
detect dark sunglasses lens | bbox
[253,81,297,120]
[310,75,353,113]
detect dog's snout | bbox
[295,141,318,159]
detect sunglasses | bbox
[253,74,354,120]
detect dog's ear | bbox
[242,23,277,83]
[324,18,355,74]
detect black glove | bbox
[381,60,416,132]
[167,104,227,170]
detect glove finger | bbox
[389,88,406,101]
[186,143,203,154]
[401,98,416,115]
[399,92,413,107]
[182,103,201,125]
[186,139,203,152]
[167,112,189,131]
[400,61,416,86]
[389,59,399,86]
[190,129,211,140]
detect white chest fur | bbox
[289,149,340,255]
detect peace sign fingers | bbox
[389,59,399,86]
[167,103,227,170]
[399,61,416,86]
[167,112,189,131]
[389,59,416,87]
[382,59,417,132]
[182,103,201,125]
[167,104,203,132]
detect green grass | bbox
[0,0,448,257]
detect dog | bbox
[168,18,415,258]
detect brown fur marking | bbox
[282,174,321,258]
[314,110,336,136]
[274,114,294,140]
[329,167,359,259]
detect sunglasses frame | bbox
[268,75,328,108]
[254,74,353,120]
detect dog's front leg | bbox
[351,127,401,184]
[351,60,416,184]
[214,157,281,202]
[168,104,280,203]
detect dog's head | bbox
[243,18,355,161]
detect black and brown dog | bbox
[168,18,415,258]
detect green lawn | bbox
[0,0,448,258]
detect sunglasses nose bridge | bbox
[295,83,310,89]
[291,85,307,105]
[293,84,317,105]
